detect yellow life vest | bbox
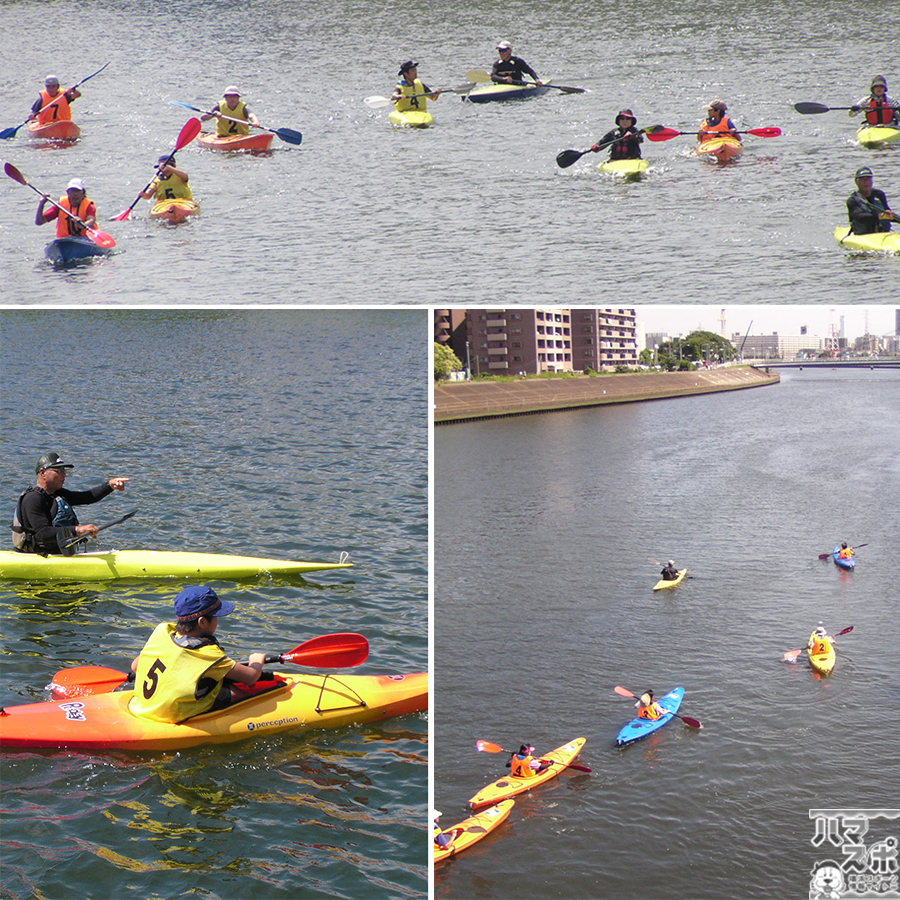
[217,99,250,136]
[128,622,235,722]
[149,172,193,201]
[838,547,853,559]
[38,88,72,124]
[511,753,537,778]
[394,78,429,112]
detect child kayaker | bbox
[851,75,900,127]
[808,625,834,655]
[591,109,643,160]
[129,585,267,723]
[506,744,547,777]
[698,99,741,143]
[140,154,193,202]
[837,542,854,560]
[433,810,454,848]
[636,690,664,720]
[391,61,441,112]
[660,559,679,581]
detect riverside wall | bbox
[434,366,780,424]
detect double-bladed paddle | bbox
[556,125,665,168]
[62,509,139,549]
[794,102,860,115]
[783,626,854,662]
[49,632,369,698]
[4,162,116,248]
[613,686,703,728]
[109,118,202,221]
[168,101,302,145]
[363,83,476,109]
[818,543,866,560]
[475,739,592,773]
[0,62,110,140]
[465,69,586,94]
[646,126,781,141]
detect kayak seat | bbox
[230,672,289,705]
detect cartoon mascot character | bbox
[810,861,845,899]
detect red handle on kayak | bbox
[475,740,592,773]
[613,686,703,729]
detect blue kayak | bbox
[615,687,684,747]
[45,237,111,267]
[832,547,855,570]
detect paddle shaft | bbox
[63,509,139,549]
[465,69,584,93]
[783,625,854,660]
[557,126,663,169]
[613,686,702,728]
[647,127,780,141]
[168,101,301,144]
[818,543,867,560]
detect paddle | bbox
[646,126,781,141]
[363,82,476,108]
[49,633,369,698]
[62,509,139,549]
[793,102,859,115]
[475,739,592,773]
[168,101,302,145]
[109,118,202,221]
[613,686,703,729]
[818,544,866,560]
[465,69,585,94]
[0,61,110,140]
[783,626,853,662]
[4,163,117,248]
[556,125,665,169]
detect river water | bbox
[434,368,900,899]
[0,309,428,900]
[0,0,897,305]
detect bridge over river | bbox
[750,359,900,370]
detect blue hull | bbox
[45,238,110,266]
[832,547,855,570]
[616,687,684,746]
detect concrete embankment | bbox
[434,366,780,424]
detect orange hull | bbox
[197,131,273,152]
[150,198,201,223]
[28,120,80,141]
[696,136,743,162]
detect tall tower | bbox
[719,308,726,337]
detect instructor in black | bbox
[491,41,543,86]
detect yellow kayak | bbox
[150,198,200,223]
[856,124,900,148]
[434,799,514,864]
[388,109,433,128]
[653,569,687,590]
[834,227,900,253]
[807,630,836,676]
[598,159,648,178]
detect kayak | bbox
[856,124,900,148]
[834,227,900,254]
[197,132,273,152]
[615,687,684,747]
[434,799,514,864]
[27,120,80,141]
[695,136,743,163]
[464,81,551,103]
[0,549,352,582]
[468,737,586,809]
[0,671,427,751]
[807,630,836,676]
[150,198,201,223]
[44,237,110,266]
[653,569,687,591]
[388,109,433,128]
[832,546,855,571]
[598,158,648,178]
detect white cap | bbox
[223,85,240,96]
[45,75,60,85]
[66,178,86,192]
[497,41,512,50]
[432,808,442,820]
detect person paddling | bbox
[591,109,643,160]
[391,61,441,112]
[27,75,80,125]
[35,178,97,237]
[698,99,741,143]
[807,625,835,656]
[636,690,665,720]
[130,586,268,723]
[850,75,900,127]
[491,41,542,86]
[837,542,855,561]
[11,451,129,555]
[660,559,679,581]
[201,86,260,136]
[847,167,895,235]
[139,154,193,203]
[506,743,549,778]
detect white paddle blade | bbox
[363,96,391,109]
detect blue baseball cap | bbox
[174,585,235,622]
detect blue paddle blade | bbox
[275,128,302,145]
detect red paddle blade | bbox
[746,126,781,137]
[109,207,133,222]
[50,665,129,698]
[679,715,702,729]
[838,626,854,636]
[645,128,681,142]
[783,649,803,662]
[176,117,202,149]
[613,685,636,697]
[476,740,505,753]
[86,228,117,248]
[282,632,368,667]
[4,161,28,184]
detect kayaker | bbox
[391,61,441,112]
[129,585,268,723]
[140,154,193,202]
[433,810,454,848]
[34,178,97,238]
[698,99,741,143]
[837,542,854,560]
[201,86,260,137]
[847,167,895,234]
[491,41,543,86]
[27,75,80,124]
[11,452,129,555]
[636,690,664,720]
[506,743,547,777]
[660,559,679,581]
[850,75,900,127]
[591,109,643,160]
[807,626,834,656]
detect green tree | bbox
[434,342,463,381]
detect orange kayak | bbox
[150,198,201,223]
[28,120,80,141]
[696,136,743,162]
[434,799,514,864]
[0,671,427,751]
[197,132,273,152]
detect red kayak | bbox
[28,120,80,141]
[197,132,273,152]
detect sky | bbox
[635,306,899,341]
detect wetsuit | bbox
[596,126,643,160]
[847,189,892,234]
[15,482,112,554]
[491,56,539,84]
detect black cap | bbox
[36,452,74,474]
[398,60,418,75]
[855,166,874,180]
